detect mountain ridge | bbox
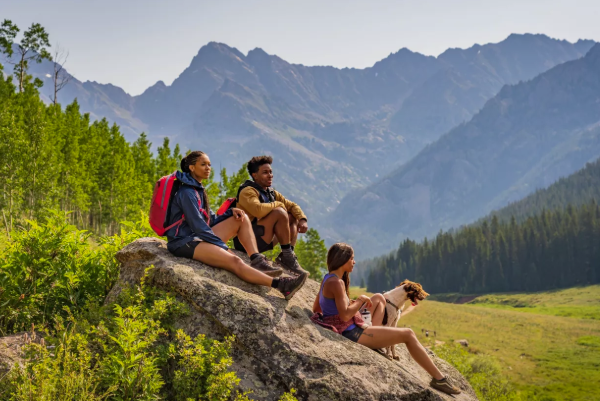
[330,43,600,258]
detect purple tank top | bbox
[318,273,356,331]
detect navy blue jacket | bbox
[166,171,233,253]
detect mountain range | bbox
[332,43,600,258]
[1,34,594,224]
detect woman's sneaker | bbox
[429,377,461,395]
[250,255,283,277]
[276,272,308,300]
[275,250,308,276]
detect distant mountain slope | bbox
[2,35,594,222]
[389,35,596,145]
[485,157,600,223]
[331,44,600,258]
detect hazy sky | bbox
[3,0,600,95]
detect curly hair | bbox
[247,155,273,177]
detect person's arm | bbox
[179,189,229,250]
[327,280,372,322]
[238,187,286,219]
[274,191,307,222]
[313,292,322,314]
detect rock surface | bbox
[0,330,45,376]
[109,238,478,401]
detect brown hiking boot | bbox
[276,272,308,300]
[275,250,308,276]
[250,255,282,277]
[430,377,461,395]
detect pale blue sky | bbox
[3,0,599,95]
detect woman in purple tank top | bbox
[312,243,461,396]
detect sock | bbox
[281,243,291,251]
[271,278,280,288]
[250,253,261,261]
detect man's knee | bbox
[272,207,288,221]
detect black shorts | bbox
[341,326,364,343]
[172,240,202,259]
[232,221,274,253]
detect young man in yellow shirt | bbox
[233,155,308,275]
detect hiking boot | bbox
[430,377,461,395]
[250,255,283,277]
[276,272,308,300]
[275,250,308,276]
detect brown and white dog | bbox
[381,279,429,360]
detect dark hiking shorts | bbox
[341,326,364,343]
[172,240,202,259]
[233,221,274,253]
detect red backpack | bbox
[216,198,236,215]
[149,172,208,236]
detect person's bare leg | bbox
[357,327,444,380]
[192,242,272,286]
[367,293,386,326]
[256,207,290,245]
[212,216,259,256]
[288,213,298,246]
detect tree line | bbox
[366,201,600,294]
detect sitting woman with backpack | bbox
[164,151,308,300]
[311,243,461,395]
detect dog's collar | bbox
[386,298,402,311]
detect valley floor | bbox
[396,286,600,401]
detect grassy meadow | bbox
[392,286,600,401]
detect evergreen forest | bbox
[366,202,600,294]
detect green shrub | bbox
[0,213,299,400]
[0,212,107,334]
[0,325,107,401]
[170,331,246,401]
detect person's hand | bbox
[232,208,245,221]
[298,218,308,234]
[356,295,372,308]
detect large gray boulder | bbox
[109,238,478,401]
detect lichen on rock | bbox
[109,238,478,401]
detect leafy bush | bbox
[0,212,107,334]
[0,211,158,335]
[0,217,298,401]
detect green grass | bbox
[348,286,373,299]
[401,286,600,401]
[430,286,600,320]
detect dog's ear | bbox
[398,279,410,288]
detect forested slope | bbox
[366,201,600,294]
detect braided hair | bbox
[180,151,211,218]
[327,243,354,297]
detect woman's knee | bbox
[399,328,417,343]
[228,257,246,275]
[372,293,385,304]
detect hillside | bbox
[4,35,594,222]
[401,286,600,401]
[332,43,600,258]
[484,157,600,224]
